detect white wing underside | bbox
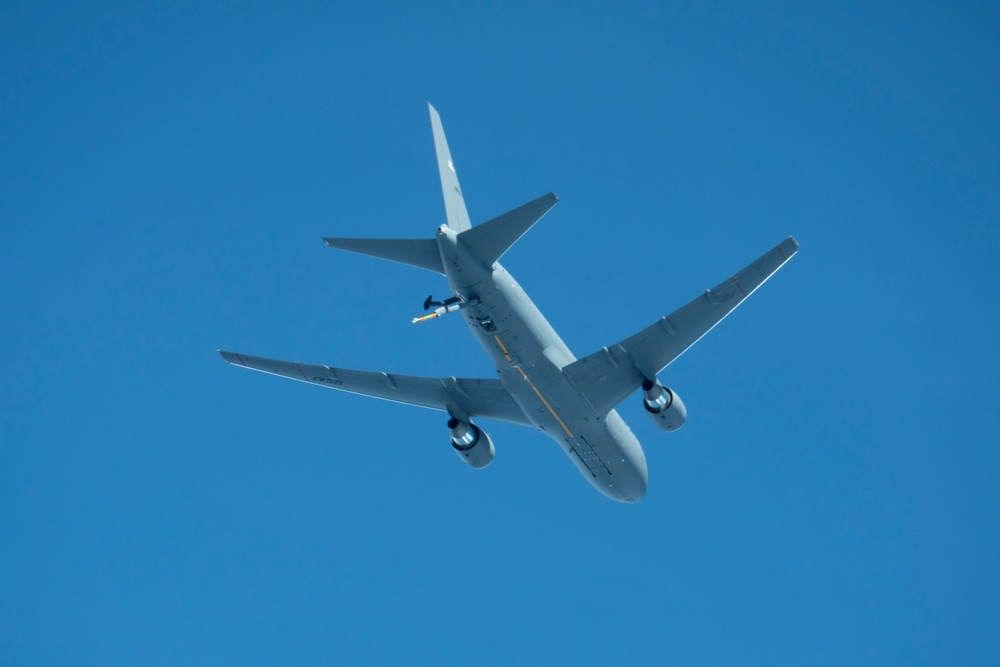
[218,351,532,427]
[564,237,799,416]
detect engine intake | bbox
[449,418,495,469]
[642,380,687,431]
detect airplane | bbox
[220,104,798,503]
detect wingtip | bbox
[777,236,800,259]
[218,350,245,366]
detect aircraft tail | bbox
[429,103,473,232]
[459,192,558,267]
[322,237,445,274]
[322,107,557,273]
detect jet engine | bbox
[449,417,495,469]
[642,380,687,431]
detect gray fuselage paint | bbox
[436,225,649,503]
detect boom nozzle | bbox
[412,297,478,324]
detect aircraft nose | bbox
[623,477,647,503]
[608,461,647,503]
[624,453,649,503]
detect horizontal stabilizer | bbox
[459,192,558,267]
[323,237,444,274]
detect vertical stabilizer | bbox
[429,103,472,232]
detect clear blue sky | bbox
[2,2,998,664]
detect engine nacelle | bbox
[449,418,495,469]
[642,380,687,431]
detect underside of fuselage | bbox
[436,224,650,503]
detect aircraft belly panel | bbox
[492,352,648,502]
[569,435,612,478]
[446,248,648,502]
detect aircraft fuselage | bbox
[436,225,649,502]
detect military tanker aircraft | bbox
[220,104,798,502]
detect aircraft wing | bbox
[219,351,532,426]
[563,237,799,416]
